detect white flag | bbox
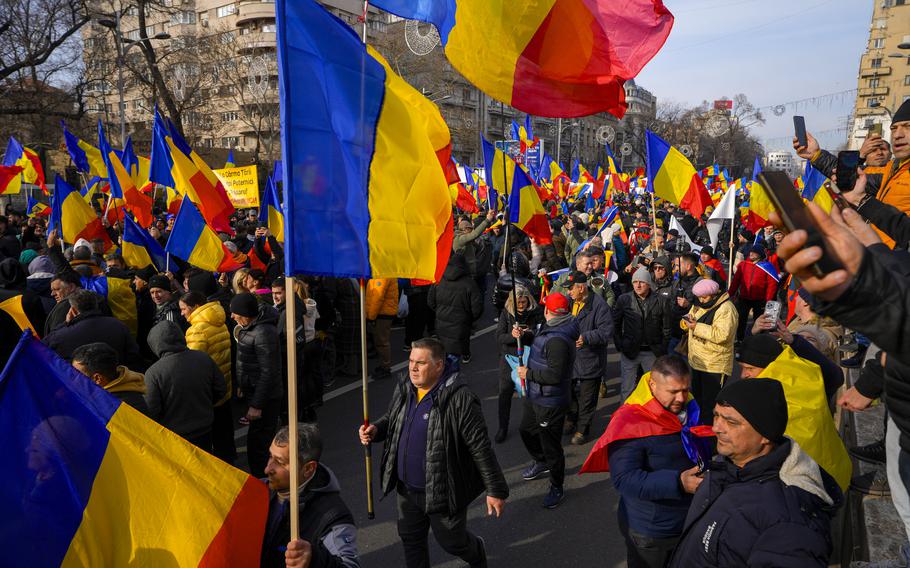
[669,216,698,251]
[707,188,736,249]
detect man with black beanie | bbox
[670,378,840,567]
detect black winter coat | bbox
[670,439,840,568]
[613,291,671,358]
[43,310,141,368]
[373,363,509,516]
[858,196,910,249]
[572,291,613,380]
[277,297,322,408]
[234,304,282,409]
[428,255,482,355]
[496,306,543,356]
[670,272,701,338]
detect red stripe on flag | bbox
[679,176,712,218]
[198,476,269,568]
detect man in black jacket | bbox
[614,267,671,401]
[669,253,702,351]
[564,270,613,445]
[144,321,226,450]
[263,424,359,568]
[517,293,580,509]
[232,292,282,478]
[670,379,839,567]
[149,274,188,331]
[359,338,507,568]
[428,253,483,363]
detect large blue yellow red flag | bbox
[2,137,47,194]
[122,214,168,270]
[580,372,714,473]
[645,130,712,218]
[98,121,154,228]
[62,123,108,178]
[368,0,674,118]
[481,135,513,203]
[276,0,455,281]
[801,162,834,213]
[150,110,235,234]
[48,175,112,249]
[0,332,268,566]
[165,198,242,273]
[258,171,285,243]
[116,136,151,188]
[508,166,552,244]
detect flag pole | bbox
[285,274,301,540]
[649,191,658,253]
[359,0,376,521]
[727,220,735,292]
[500,102,524,385]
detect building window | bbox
[261,23,276,33]
[875,18,887,29]
[221,111,239,122]
[125,29,141,40]
[870,58,882,68]
[898,0,906,5]
[220,31,235,44]
[869,77,880,87]
[905,74,910,86]
[217,4,237,17]
[222,136,240,147]
[867,98,880,107]
[170,11,196,25]
[872,38,885,49]
[462,88,473,102]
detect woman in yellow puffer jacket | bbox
[179,291,235,462]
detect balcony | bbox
[858,86,890,97]
[861,66,891,77]
[236,1,275,26]
[236,31,276,54]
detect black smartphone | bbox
[793,116,808,148]
[835,151,861,192]
[757,171,844,277]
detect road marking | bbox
[322,323,499,402]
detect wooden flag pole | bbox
[728,222,735,292]
[359,278,375,519]
[649,191,659,253]
[285,274,301,540]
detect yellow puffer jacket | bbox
[186,301,232,405]
[366,278,399,320]
[686,292,738,376]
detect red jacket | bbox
[729,260,777,302]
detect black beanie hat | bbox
[736,333,784,368]
[148,275,171,291]
[135,265,157,283]
[187,271,218,297]
[716,378,788,442]
[894,98,910,124]
[230,292,259,318]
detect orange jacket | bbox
[366,278,399,320]
[871,158,910,248]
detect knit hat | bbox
[135,266,157,283]
[230,292,259,318]
[19,249,38,267]
[148,275,171,291]
[566,270,588,285]
[739,228,754,241]
[750,244,766,258]
[632,267,653,287]
[28,255,54,276]
[894,98,910,124]
[186,270,218,297]
[692,279,720,297]
[700,245,714,257]
[716,378,788,443]
[736,333,784,369]
[544,293,570,315]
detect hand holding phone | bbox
[835,151,861,193]
[793,116,808,149]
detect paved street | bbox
[236,300,630,567]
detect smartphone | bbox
[757,171,844,277]
[869,123,883,136]
[764,300,781,324]
[793,116,808,148]
[835,151,861,193]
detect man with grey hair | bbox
[263,423,359,568]
[452,210,496,278]
[613,267,672,401]
[555,246,615,307]
[359,337,508,568]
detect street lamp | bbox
[555,119,578,165]
[97,16,170,145]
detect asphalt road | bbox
[236,301,630,567]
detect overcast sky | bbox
[636,0,872,153]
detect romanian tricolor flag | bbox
[2,137,47,194]
[580,372,714,474]
[48,175,112,250]
[801,162,834,214]
[98,122,154,228]
[0,332,268,566]
[511,116,538,153]
[508,166,552,244]
[123,214,168,271]
[0,164,23,194]
[166,198,243,273]
[165,185,183,215]
[482,135,514,202]
[26,194,50,218]
[150,111,235,234]
[645,130,712,218]
[756,345,851,490]
[258,172,285,242]
[744,161,775,233]
[117,136,151,188]
[63,123,107,178]
[276,0,455,282]
[369,0,674,118]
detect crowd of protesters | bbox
[0,99,907,567]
